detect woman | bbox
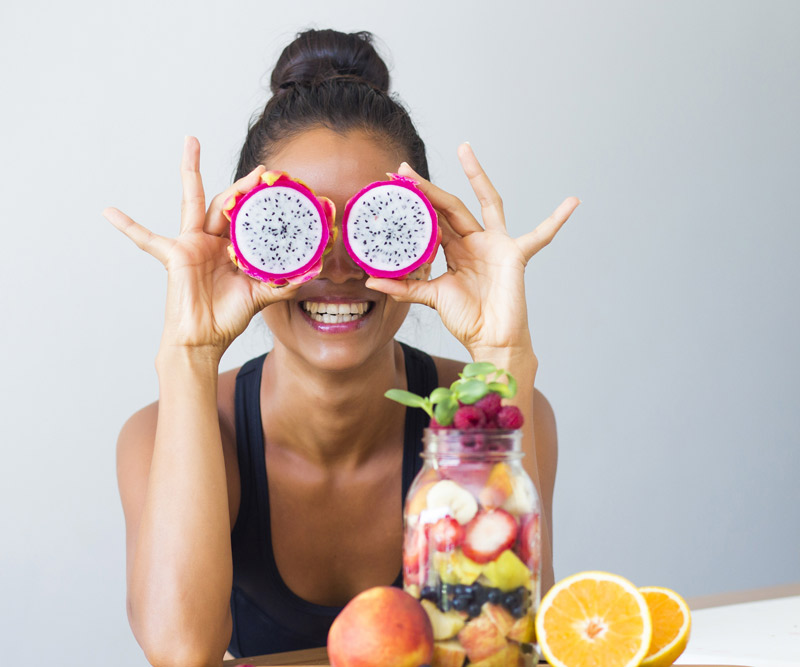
[105,29,579,666]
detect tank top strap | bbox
[232,353,268,539]
[399,342,439,500]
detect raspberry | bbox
[428,417,447,431]
[496,405,524,429]
[453,405,487,429]
[474,392,503,419]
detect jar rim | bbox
[422,427,523,458]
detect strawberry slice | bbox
[461,509,518,564]
[517,512,541,571]
[403,523,430,586]
[429,516,465,552]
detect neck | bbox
[261,340,409,467]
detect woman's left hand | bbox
[365,143,580,360]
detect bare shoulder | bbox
[116,365,244,531]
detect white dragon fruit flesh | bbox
[225,171,336,286]
[342,174,439,279]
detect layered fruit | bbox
[390,362,541,666]
[403,446,540,667]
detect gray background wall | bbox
[1,1,797,664]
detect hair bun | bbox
[270,29,390,94]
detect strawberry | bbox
[461,509,518,564]
[517,512,541,571]
[403,523,430,585]
[429,516,465,552]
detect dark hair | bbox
[235,29,429,180]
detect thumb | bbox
[366,276,437,309]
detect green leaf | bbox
[454,379,491,404]
[430,387,454,404]
[506,374,518,398]
[461,362,497,378]
[487,381,513,398]
[384,389,426,408]
[434,396,459,426]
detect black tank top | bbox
[228,342,438,657]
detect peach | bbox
[506,613,535,643]
[431,639,467,667]
[457,613,507,663]
[327,586,434,667]
[478,463,514,509]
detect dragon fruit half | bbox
[225,171,336,286]
[342,174,439,279]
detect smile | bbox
[300,300,373,324]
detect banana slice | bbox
[501,475,536,515]
[426,480,478,525]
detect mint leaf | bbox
[384,389,426,408]
[461,362,497,378]
[454,379,491,404]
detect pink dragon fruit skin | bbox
[226,171,336,287]
[342,174,439,279]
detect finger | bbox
[365,275,438,309]
[249,278,303,311]
[396,162,483,236]
[517,197,581,260]
[180,136,206,234]
[103,207,172,263]
[205,164,267,237]
[457,143,505,231]
[436,212,460,248]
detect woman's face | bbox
[260,127,425,372]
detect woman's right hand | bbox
[104,136,298,359]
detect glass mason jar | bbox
[403,428,542,666]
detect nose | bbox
[318,227,366,283]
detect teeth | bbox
[302,301,370,323]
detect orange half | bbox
[535,571,652,667]
[639,586,691,667]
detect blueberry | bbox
[474,586,490,604]
[420,585,438,602]
[452,597,468,611]
[464,584,478,599]
[487,588,502,604]
[453,584,466,597]
[511,605,525,618]
[503,593,519,609]
[467,603,482,617]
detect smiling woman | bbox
[103,28,578,666]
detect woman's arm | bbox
[369,144,578,598]
[108,138,301,667]
[118,354,233,667]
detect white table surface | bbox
[676,594,800,667]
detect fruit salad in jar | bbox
[387,363,542,667]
